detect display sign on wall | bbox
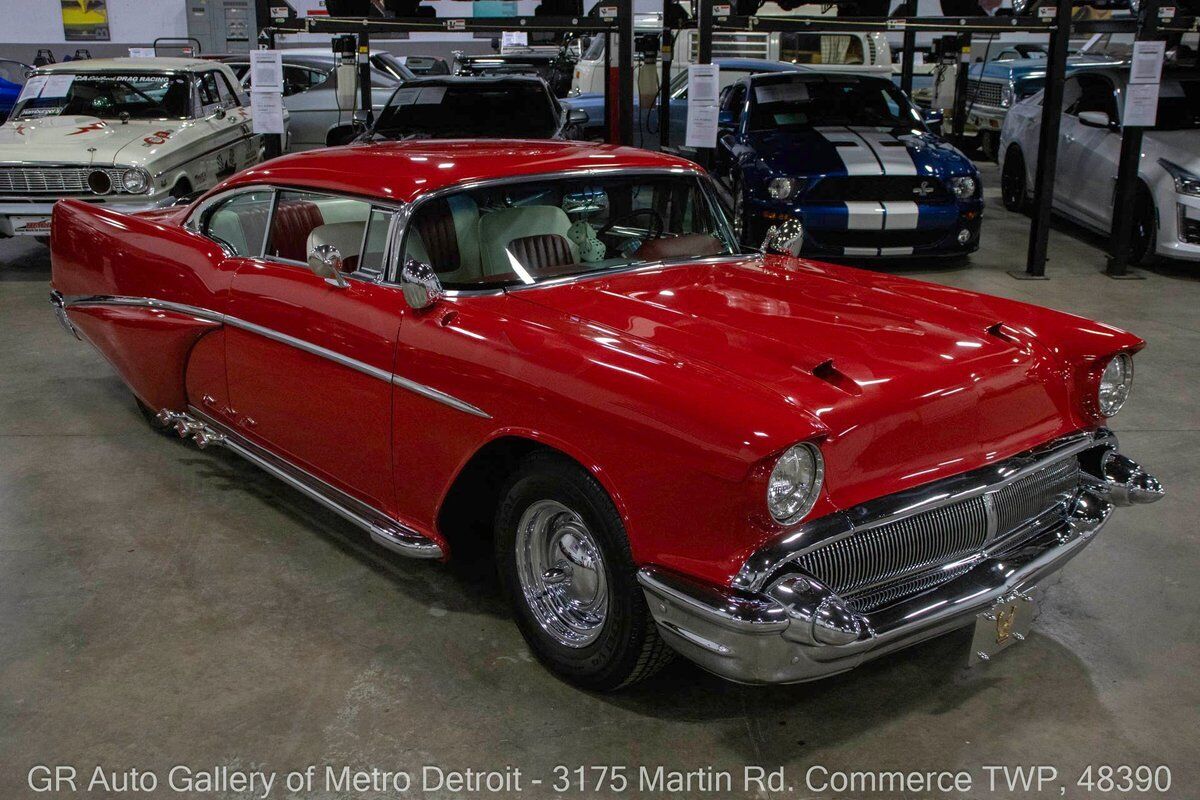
[61,0,111,42]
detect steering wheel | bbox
[597,208,666,240]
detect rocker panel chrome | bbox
[169,406,443,559]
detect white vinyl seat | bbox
[477,205,579,277]
[306,221,365,271]
[402,194,483,284]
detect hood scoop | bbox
[986,321,1019,344]
[811,359,862,397]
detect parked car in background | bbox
[953,52,1118,158]
[398,55,449,76]
[0,58,279,241]
[713,71,981,259]
[454,51,574,97]
[48,139,1161,689]
[563,57,810,146]
[223,51,401,151]
[570,12,891,96]
[1000,67,1200,263]
[0,59,32,124]
[358,76,587,142]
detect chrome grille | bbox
[794,458,1080,600]
[0,166,125,196]
[993,457,1080,540]
[797,495,989,597]
[965,79,1004,108]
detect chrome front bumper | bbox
[638,434,1163,685]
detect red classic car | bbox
[48,140,1163,689]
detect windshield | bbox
[373,83,558,139]
[400,173,736,289]
[1155,79,1200,131]
[748,77,923,132]
[370,53,415,82]
[12,72,191,120]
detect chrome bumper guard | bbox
[638,434,1163,685]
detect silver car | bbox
[224,51,411,151]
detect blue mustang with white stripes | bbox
[713,71,983,259]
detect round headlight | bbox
[1097,353,1134,417]
[767,177,796,200]
[767,443,824,524]
[951,176,978,200]
[121,168,150,194]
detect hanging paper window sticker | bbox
[17,75,48,103]
[755,83,809,105]
[41,74,77,98]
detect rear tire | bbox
[494,451,672,690]
[1129,185,1158,267]
[1001,147,1030,214]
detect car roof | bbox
[395,75,546,86]
[745,70,889,85]
[36,57,214,73]
[713,58,809,72]
[222,140,703,204]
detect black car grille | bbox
[803,176,952,203]
[1182,215,1200,245]
[794,458,1081,611]
[809,228,950,249]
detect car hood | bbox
[514,257,1085,509]
[744,127,972,179]
[1147,129,1200,173]
[0,115,183,166]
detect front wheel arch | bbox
[435,434,626,562]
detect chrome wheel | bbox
[515,499,609,648]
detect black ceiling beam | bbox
[267,15,618,35]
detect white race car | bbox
[0,57,287,240]
[999,66,1200,264]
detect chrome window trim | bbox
[61,294,489,419]
[731,430,1117,593]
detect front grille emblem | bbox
[913,181,935,198]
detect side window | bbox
[282,66,322,97]
[266,190,374,273]
[359,208,392,278]
[197,71,223,113]
[203,190,273,256]
[215,71,240,107]
[1074,75,1117,120]
[722,84,746,125]
[1062,77,1083,116]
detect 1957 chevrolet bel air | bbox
[48,140,1163,690]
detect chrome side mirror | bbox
[400,258,444,310]
[761,219,805,257]
[308,243,348,288]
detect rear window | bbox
[373,83,558,139]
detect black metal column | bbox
[1019,0,1072,278]
[1106,0,1161,278]
[603,30,613,143]
[617,0,635,145]
[660,18,673,150]
[695,0,713,168]
[950,35,971,142]
[900,25,917,97]
[358,29,374,127]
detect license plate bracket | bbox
[969,592,1036,666]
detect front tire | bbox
[495,451,672,690]
[1130,185,1158,267]
[1001,146,1029,214]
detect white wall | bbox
[0,0,186,44]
